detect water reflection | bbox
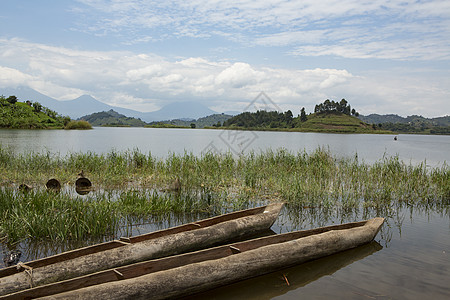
[184,242,383,300]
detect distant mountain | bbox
[150,113,234,128]
[1,86,219,122]
[147,102,216,121]
[79,109,147,127]
[196,113,234,128]
[2,86,60,109]
[1,86,120,119]
[359,114,450,126]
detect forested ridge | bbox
[222,99,378,133]
[0,95,70,129]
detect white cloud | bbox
[255,30,327,47]
[215,63,262,88]
[0,66,34,87]
[0,38,449,116]
[72,0,450,61]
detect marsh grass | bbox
[0,145,448,244]
[64,120,93,130]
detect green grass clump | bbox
[0,189,119,242]
[65,120,93,130]
[0,189,220,244]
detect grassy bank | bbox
[0,96,70,129]
[0,147,448,244]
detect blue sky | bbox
[1,0,449,117]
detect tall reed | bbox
[0,145,447,244]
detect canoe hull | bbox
[0,203,283,296]
[41,218,384,300]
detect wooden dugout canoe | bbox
[0,202,283,296]
[3,217,384,300]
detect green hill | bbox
[0,96,70,129]
[296,112,389,133]
[79,109,147,127]
[223,107,389,133]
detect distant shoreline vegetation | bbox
[64,120,93,130]
[220,99,450,135]
[145,123,190,129]
[2,94,449,134]
[221,99,390,134]
[0,95,92,130]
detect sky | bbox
[0,0,449,117]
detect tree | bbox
[44,107,57,119]
[285,110,293,120]
[323,99,332,111]
[341,99,351,115]
[33,102,42,113]
[300,107,307,122]
[190,123,196,128]
[63,116,71,126]
[285,110,293,125]
[314,98,356,115]
[6,96,18,104]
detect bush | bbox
[64,120,93,130]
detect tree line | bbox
[223,110,296,128]
[314,98,359,116]
[223,98,358,129]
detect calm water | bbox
[0,128,449,299]
[0,127,449,166]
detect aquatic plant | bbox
[0,146,447,244]
[64,120,93,130]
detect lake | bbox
[1,127,449,166]
[0,128,449,299]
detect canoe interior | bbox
[0,204,272,279]
[4,219,377,300]
[121,204,269,243]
